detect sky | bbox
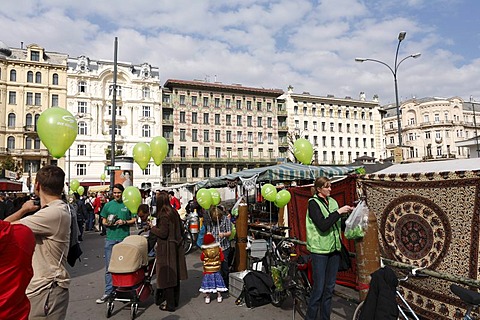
[1,0,479,106]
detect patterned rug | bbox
[360,170,480,319]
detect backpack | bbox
[67,203,83,267]
[237,270,275,308]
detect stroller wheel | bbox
[130,303,138,320]
[106,301,114,318]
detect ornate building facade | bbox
[0,41,68,192]
[383,97,477,162]
[66,56,162,187]
[280,86,385,164]
[161,79,284,185]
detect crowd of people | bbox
[0,169,354,320]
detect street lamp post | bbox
[469,96,480,157]
[356,31,421,150]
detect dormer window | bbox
[31,51,40,61]
[140,63,151,78]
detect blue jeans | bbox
[305,252,340,320]
[104,239,122,295]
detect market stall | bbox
[358,158,480,319]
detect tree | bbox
[0,155,16,171]
[104,145,126,161]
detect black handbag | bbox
[338,241,351,272]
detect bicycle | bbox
[450,283,480,320]
[352,267,426,320]
[263,234,312,319]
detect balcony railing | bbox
[162,157,277,164]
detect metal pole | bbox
[470,96,480,157]
[109,37,118,195]
[394,75,402,147]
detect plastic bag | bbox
[344,200,369,239]
[231,196,244,217]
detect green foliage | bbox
[1,155,16,171]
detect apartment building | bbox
[161,79,284,185]
[281,86,384,164]
[0,41,68,192]
[66,56,162,186]
[384,97,476,162]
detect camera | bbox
[32,196,40,207]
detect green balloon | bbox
[210,189,221,206]
[293,138,314,165]
[37,107,78,159]
[100,173,106,181]
[261,184,277,202]
[150,136,168,166]
[70,179,80,192]
[196,188,212,210]
[77,186,85,196]
[133,142,151,170]
[122,186,142,214]
[274,189,291,208]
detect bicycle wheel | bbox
[183,230,193,254]
[291,285,309,319]
[291,268,311,319]
[352,301,364,320]
[271,289,288,307]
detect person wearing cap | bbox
[199,233,228,304]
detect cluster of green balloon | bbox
[70,179,80,192]
[293,138,314,165]
[122,186,142,214]
[150,136,168,166]
[261,184,291,208]
[196,188,213,210]
[37,107,78,159]
[133,142,151,170]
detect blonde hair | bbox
[311,177,331,196]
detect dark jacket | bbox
[359,266,399,320]
[150,207,188,289]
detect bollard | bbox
[278,207,284,227]
[234,202,248,271]
[354,208,381,301]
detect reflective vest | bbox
[306,196,342,254]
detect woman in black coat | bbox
[150,191,188,312]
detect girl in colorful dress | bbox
[199,233,228,303]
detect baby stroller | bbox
[106,235,156,319]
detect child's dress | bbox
[199,240,228,293]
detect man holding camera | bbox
[5,165,71,319]
[96,184,135,304]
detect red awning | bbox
[0,179,23,191]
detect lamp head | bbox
[398,31,406,41]
[411,53,421,58]
[355,58,366,62]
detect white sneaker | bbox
[217,295,223,303]
[96,294,109,304]
[205,296,211,304]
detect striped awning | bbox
[196,162,361,188]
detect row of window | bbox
[177,95,273,111]
[295,121,374,134]
[77,82,152,99]
[178,111,275,127]
[179,129,275,144]
[7,91,59,106]
[293,106,373,120]
[7,70,60,85]
[5,136,41,150]
[6,113,40,128]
